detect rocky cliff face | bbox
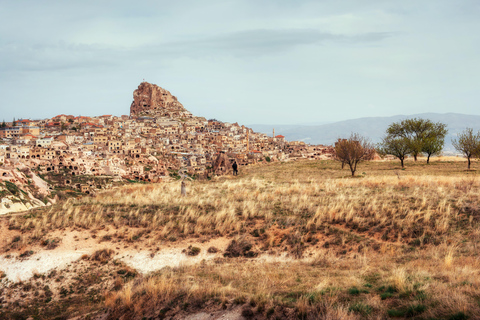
[130,82,192,118]
[0,167,52,215]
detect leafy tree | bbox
[422,122,448,164]
[334,133,375,176]
[386,118,447,162]
[377,136,412,168]
[1,120,5,128]
[12,117,16,127]
[452,128,480,170]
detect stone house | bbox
[82,142,96,151]
[18,146,30,159]
[36,137,54,148]
[108,140,122,153]
[93,136,108,145]
[20,126,40,136]
[56,134,75,144]
[0,127,21,139]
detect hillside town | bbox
[0,82,334,212]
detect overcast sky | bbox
[1,1,480,125]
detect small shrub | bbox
[448,312,469,320]
[233,295,247,305]
[241,305,255,318]
[387,309,405,317]
[405,304,426,316]
[224,238,257,258]
[113,277,123,291]
[42,239,60,250]
[380,292,393,300]
[348,287,360,295]
[266,307,275,317]
[59,287,68,296]
[349,303,372,316]
[5,181,19,195]
[117,267,136,278]
[186,246,201,256]
[91,249,114,263]
[19,250,34,258]
[207,246,219,253]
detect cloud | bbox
[166,29,394,57]
[0,29,393,74]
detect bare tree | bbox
[334,133,375,176]
[452,128,480,170]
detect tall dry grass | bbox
[5,160,480,319]
[11,174,480,248]
[104,244,480,319]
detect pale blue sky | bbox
[1,1,479,124]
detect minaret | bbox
[246,130,250,153]
[273,128,275,138]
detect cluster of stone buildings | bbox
[0,82,334,191]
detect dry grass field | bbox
[1,157,480,319]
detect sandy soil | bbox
[182,307,244,320]
[0,201,30,216]
[0,250,84,282]
[0,228,230,282]
[119,237,229,274]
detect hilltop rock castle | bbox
[130,82,192,119]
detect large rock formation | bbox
[130,82,192,118]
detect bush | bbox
[448,312,469,320]
[224,238,257,258]
[349,303,372,316]
[405,304,426,317]
[90,249,114,262]
[186,246,201,256]
[348,287,360,295]
[207,246,219,253]
[5,181,19,196]
[19,250,34,258]
[42,239,60,250]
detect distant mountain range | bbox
[249,113,480,153]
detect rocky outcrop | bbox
[0,167,52,215]
[130,82,192,119]
[213,152,231,175]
